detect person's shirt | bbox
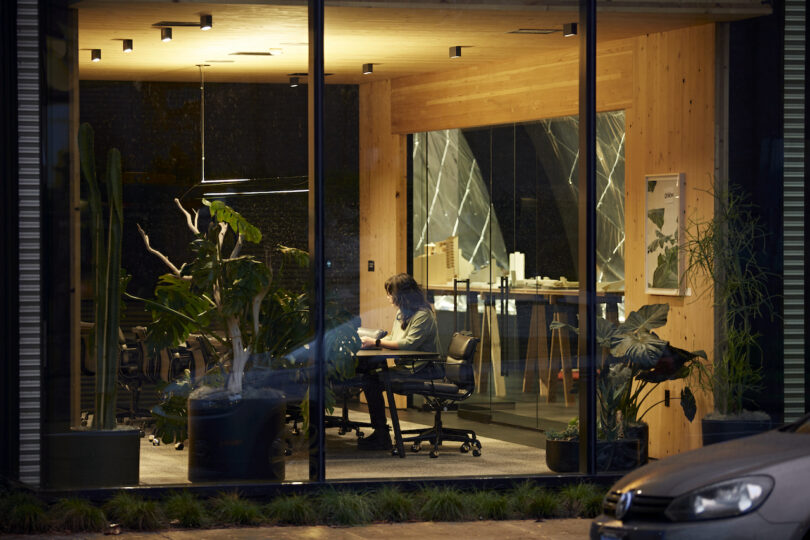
[388,307,441,373]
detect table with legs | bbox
[355,349,441,458]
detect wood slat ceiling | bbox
[76,0,770,84]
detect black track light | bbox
[362,63,373,75]
[91,49,101,62]
[563,23,577,37]
[122,39,133,53]
[161,27,172,42]
[200,15,212,31]
[290,76,299,88]
[449,46,462,58]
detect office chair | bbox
[389,331,481,458]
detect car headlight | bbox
[665,476,774,521]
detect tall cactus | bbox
[79,123,124,430]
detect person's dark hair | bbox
[384,273,431,329]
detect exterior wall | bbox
[360,24,718,458]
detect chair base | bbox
[399,411,482,458]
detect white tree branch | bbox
[174,198,200,235]
[229,234,243,259]
[137,223,182,277]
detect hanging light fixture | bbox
[289,76,299,88]
[200,15,212,31]
[449,46,462,59]
[122,39,133,53]
[362,63,373,75]
[91,49,101,62]
[161,27,172,42]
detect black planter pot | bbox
[546,438,641,473]
[701,416,773,446]
[44,428,140,489]
[624,422,649,465]
[188,389,287,482]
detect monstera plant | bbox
[553,303,706,435]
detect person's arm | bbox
[360,335,400,349]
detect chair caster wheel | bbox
[357,431,365,439]
[411,443,421,453]
[391,448,399,456]
[472,448,481,457]
[284,448,293,456]
[429,449,439,458]
[460,443,470,453]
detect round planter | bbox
[701,417,773,446]
[546,438,641,473]
[188,390,287,482]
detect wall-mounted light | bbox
[161,27,172,42]
[362,63,373,75]
[91,49,101,62]
[449,46,462,59]
[200,14,212,31]
[563,23,577,37]
[289,76,299,88]
[122,39,133,53]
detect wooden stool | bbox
[546,298,576,406]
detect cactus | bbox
[78,123,124,430]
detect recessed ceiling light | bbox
[563,23,578,37]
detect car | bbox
[591,414,810,540]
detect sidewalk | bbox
[38,519,592,539]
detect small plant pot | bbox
[188,389,287,482]
[701,417,773,446]
[545,438,641,473]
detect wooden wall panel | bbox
[624,24,716,458]
[358,80,408,331]
[390,40,635,134]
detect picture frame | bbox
[645,173,685,295]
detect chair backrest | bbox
[444,332,478,391]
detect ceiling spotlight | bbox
[91,49,101,62]
[362,63,373,75]
[289,76,299,88]
[200,14,212,31]
[161,27,172,42]
[122,39,133,53]
[563,23,577,37]
[449,45,462,59]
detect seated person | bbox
[358,273,441,450]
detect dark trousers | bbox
[362,363,443,431]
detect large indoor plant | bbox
[132,198,360,481]
[45,123,139,489]
[546,303,705,471]
[684,184,776,444]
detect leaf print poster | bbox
[645,173,684,295]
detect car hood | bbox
[613,430,810,496]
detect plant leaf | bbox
[680,387,696,422]
[203,199,262,243]
[618,303,669,333]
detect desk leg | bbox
[382,366,406,458]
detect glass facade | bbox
[3,0,801,490]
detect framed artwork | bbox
[645,173,685,295]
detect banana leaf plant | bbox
[552,303,706,435]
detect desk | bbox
[428,284,622,406]
[355,349,441,458]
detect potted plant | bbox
[683,184,776,445]
[45,123,140,489]
[131,198,361,481]
[546,303,705,471]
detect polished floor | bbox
[139,405,567,485]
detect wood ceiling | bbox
[76,0,770,84]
